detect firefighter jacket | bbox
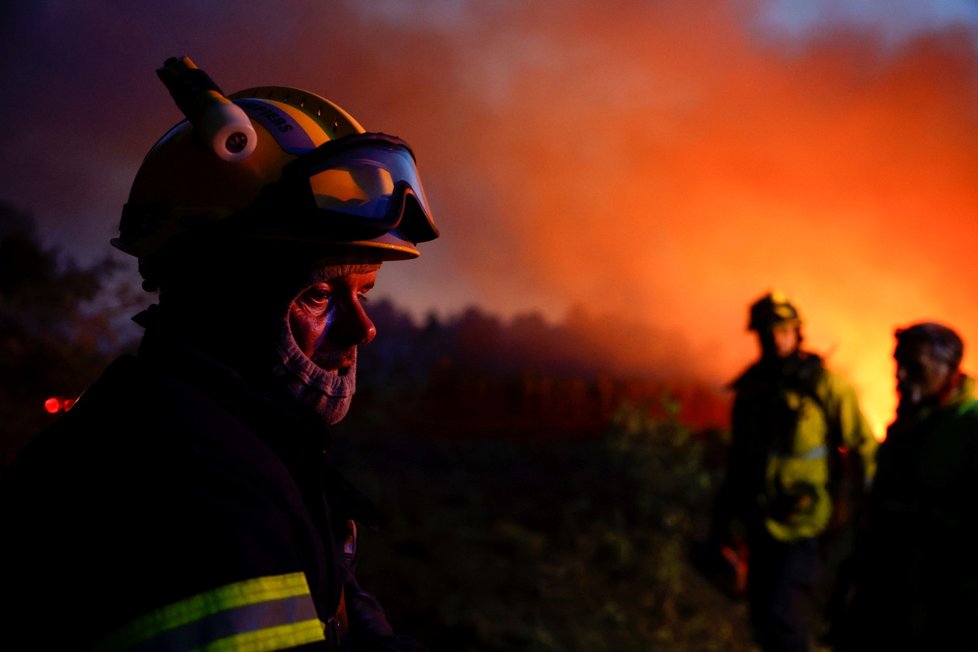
[0,328,422,651]
[718,353,877,543]
[844,375,978,650]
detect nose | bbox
[328,296,377,348]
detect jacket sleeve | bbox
[822,370,878,488]
[339,561,429,652]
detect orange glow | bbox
[392,3,978,438]
[17,2,974,439]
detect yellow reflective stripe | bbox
[205,619,326,651]
[96,572,325,651]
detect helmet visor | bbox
[280,133,438,242]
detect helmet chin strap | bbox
[269,318,357,427]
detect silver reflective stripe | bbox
[769,445,829,462]
[96,572,326,651]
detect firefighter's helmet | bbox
[748,291,802,331]
[894,322,964,370]
[113,56,439,271]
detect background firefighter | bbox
[840,322,978,651]
[709,291,877,652]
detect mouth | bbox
[897,385,921,403]
[313,350,357,375]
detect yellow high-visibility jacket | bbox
[722,352,877,542]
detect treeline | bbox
[355,299,730,438]
[0,201,140,466]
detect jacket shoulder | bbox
[950,398,978,425]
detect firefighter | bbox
[0,56,437,650]
[841,322,978,651]
[710,291,877,652]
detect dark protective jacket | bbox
[843,375,978,651]
[717,353,877,543]
[0,331,421,651]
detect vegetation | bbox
[333,397,754,651]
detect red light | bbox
[42,396,77,414]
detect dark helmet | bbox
[748,291,802,331]
[894,322,964,370]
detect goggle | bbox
[260,132,439,244]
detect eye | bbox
[298,286,331,310]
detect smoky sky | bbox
[3,0,978,433]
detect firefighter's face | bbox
[894,340,954,406]
[759,322,800,359]
[288,268,378,375]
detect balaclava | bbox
[268,262,380,426]
[152,238,379,428]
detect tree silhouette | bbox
[0,201,136,467]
